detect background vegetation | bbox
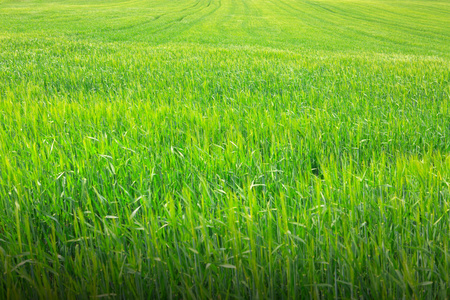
[0,0,449,298]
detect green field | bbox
[0,0,449,298]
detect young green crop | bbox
[0,0,449,298]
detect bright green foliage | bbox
[0,0,449,298]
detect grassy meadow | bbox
[0,0,449,298]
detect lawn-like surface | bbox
[0,0,449,298]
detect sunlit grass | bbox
[0,0,449,298]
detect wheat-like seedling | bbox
[0,0,449,298]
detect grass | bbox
[0,0,449,298]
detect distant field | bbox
[0,0,449,298]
